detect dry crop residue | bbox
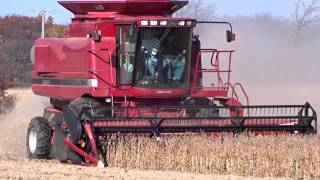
[0,153,267,180]
[104,134,320,178]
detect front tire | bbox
[26,117,51,159]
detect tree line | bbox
[0,15,67,88]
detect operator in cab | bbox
[142,31,161,79]
[146,48,186,84]
[142,31,186,82]
[135,28,191,88]
[146,48,159,77]
[165,50,186,82]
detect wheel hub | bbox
[29,129,37,154]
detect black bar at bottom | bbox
[94,125,312,134]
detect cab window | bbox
[116,25,138,85]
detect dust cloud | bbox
[196,16,320,113]
[0,89,48,154]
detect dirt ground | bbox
[0,153,283,180]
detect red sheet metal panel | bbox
[35,46,50,72]
[58,0,188,15]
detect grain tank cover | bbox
[58,0,188,15]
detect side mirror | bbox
[93,30,102,42]
[87,30,102,42]
[226,30,236,43]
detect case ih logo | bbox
[156,90,172,94]
[95,4,104,11]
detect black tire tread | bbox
[26,117,51,159]
[68,97,103,117]
[66,97,105,143]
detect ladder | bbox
[111,93,127,117]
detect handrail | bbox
[224,82,239,101]
[230,83,250,116]
[111,93,114,117]
[192,49,217,90]
[215,51,223,87]
[192,49,234,91]
[225,82,250,115]
[233,83,250,106]
[109,51,114,85]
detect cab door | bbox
[116,25,138,86]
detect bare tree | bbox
[295,0,320,31]
[174,0,216,20]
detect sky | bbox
[0,0,296,24]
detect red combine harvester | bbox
[27,0,317,167]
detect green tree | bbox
[0,15,41,86]
[0,15,69,86]
[46,24,68,38]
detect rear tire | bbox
[26,117,51,159]
[183,98,219,117]
[67,97,107,165]
[66,97,105,143]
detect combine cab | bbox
[27,0,317,166]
